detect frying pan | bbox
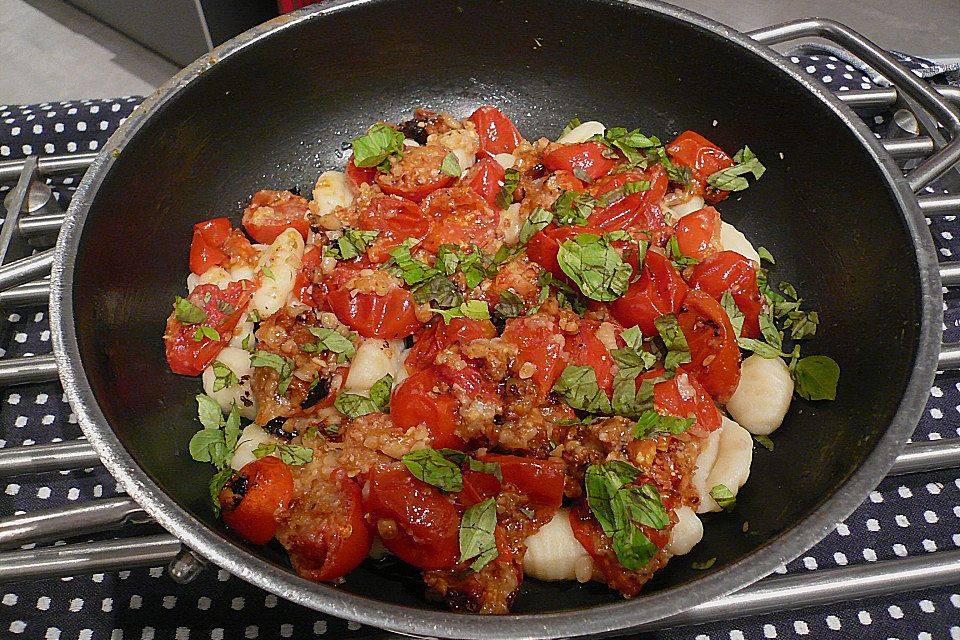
[49,0,952,637]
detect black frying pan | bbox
[50,1,946,637]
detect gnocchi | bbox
[726,354,794,435]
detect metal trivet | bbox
[1,19,960,634]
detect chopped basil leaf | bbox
[754,435,775,451]
[494,289,525,319]
[413,274,463,308]
[467,457,503,481]
[459,498,499,571]
[632,410,696,438]
[552,190,597,226]
[384,238,437,285]
[706,145,766,192]
[599,180,650,207]
[757,246,776,264]
[612,369,670,419]
[553,365,612,414]
[691,557,717,570]
[369,373,394,409]
[191,397,241,471]
[192,325,221,342]
[307,328,357,362]
[329,228,380,260]
[710,484,736,511]
[247,309,261,323]
[253,443,314,466]
[402,448,464,491]
[784,310,819,340]
[209,466,234,517]
[335,374,394,418]
[440,152,462,177]
[654,313,691,370]
[736,336,786,359]
[598,127,661,166]
[432,300,490,324]
[560,118,582,138]
[792,355,840,401]
[720,291,745,338]
[189,428,227,466]
[241,334,254,352]
[496,168,521,209]
[174,296,207,324]
[537,272,587,315]
[519,506,536,519]
[216,300,236,315]
[250,350,295,395]
[196,393,224,431]
[518,207,553,244]
[212,361,239,392]
[436,243,461,276]
[261,266,276,280]
[556,233,632,302]
[611,327,657,376]
[351,123,405,169]
[666,235,699,269]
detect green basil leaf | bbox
[785,310,819,340]
[330,228,380,261]
[467,457,503,482]
[174,296,207,324]
[412,274,463,307]
[720,291,745,339]
[193,325,221,342]
[459,498,499,571]
[436,244,461,275]
[753,435,775,451]
[518,207,553,244]
[691,557,717,570]
[308,328,357,362]
[251,350,295,395]
[211,361,239,392]
[710,484,736,511]
[556,233,632,302]
[553,365,612,414]
[369,374,394,409]
[208,466,234,517]
[496,168,521,209]
[224,403,241,452]
[612,526,658,570]
[706,145,766,192]
[737,337,786,359]
[334,393,380,418]
[666,235,699,269]
[599,180,650,207]
[494,289,525,319]
[792,355,840,401]
[402,448,464,491]
[440,152,462,177]
[553,190,597,226]
[253,443,314,466]
[351,123,405,168]
[757,246,776,264]
[654,313,691,370]
[189,428,226,465]
[632,410,696,439]
[196,394,224,430]
[460,300,490,320]
[559,118,582,138]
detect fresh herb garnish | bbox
[193,325,221,342]
[189,396,241,470]
[250,350,296,395]
[402,448,464,491]
[351,123,405,171]
[552,190,597,226]
[459,498,499,571]
[599,180,650,207]
[253,443,314,466]
[518,207,553,244]
[654,313,691,370]
[596,127,662,166]
[431,300,490,324]
[494,290,526,319]
[556,233,632,302]
[632,410,696,439]
[211,361,239,392]
[666,235,699,269]
[553,365,612,414]
[302,327,356,362]
[496,168,521,209]
[710,484,736,511]
[174,296,207,325]
[334,374,393,418]
[440,152,462,177]
[754,435,775,451]
[706,146,766,192]
[757,246,776,264]
[559,118,582,138]
[691,557,717,570]
[329,228,380,260]
[792,355,840,401]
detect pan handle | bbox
[747,19,960,193]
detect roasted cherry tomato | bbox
[219,456,294,545]
[673,206,722,260]
[688,250,763,338]
[365,464,461,570]
[665,131,734,204]
[676,289,741,403]
[552,169,586,193]
[478,453,565,508]
[468,105,523,158]
[406,317,498,373]
[543,141,616,182]
[420,187,499,252]
[525,224,587,281]
[326,286,422,339]
[609,251,689,336]
[189,217,232,275]
[281,470,372,581]
[357,195,430,262]
[650,368,722,434]
[467,157,507,207]
[457,467,502,508]
[164,281,252,376]
[501,314,568,396]
[391,367,465,449]
[241,189,311,244]
[590,166,669,241]
[293,246,321,305]
[566,319,619,396]
[346,156,377,187]
[377,145,455,202]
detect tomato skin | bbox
[293,246,321,305]
[469,105,523,157]
[651,368,722,434]
[543,142,616,181]
[525,224,587,281]
[365,464,461,570]
[391,367,465,449]
[241,189,311,244]
[501,315,568,396]
[665,131,734,204]
[346,156,377,187]
[676,289,741,403]
[467,157,506,207]
[457,468,501,508]
[688,250,763,338]
[566,319,618,396]
[326,287,422,339]
[357,196,430,262]
[590,166,670,240]
[377,146,455,202]
[164,281,252,376]
[406,317,497,373]
[674,206,722,260]
[282,470,373,581]
[219,456,294,545]
[420,187,499,253]
[478,454,565,508]
[189,217,232,275]
[609,251,689,336]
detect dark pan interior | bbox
[70,0,921,614]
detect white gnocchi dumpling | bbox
[230,424,281,471]
[556,120,605,144]
[498,203,523,246]
[662,195,705,221]
[494,153,516,169]
[665,506,704,556]
[344,338,406,394]
[186,263,256,294]
[201,347,257,420]
[312,170,354,217]
[726,354,794,435]
[428,128,480,170]
[697,417,754,513]
[523,509,593,582]
[720,221,761,264]
[251,228,304,319]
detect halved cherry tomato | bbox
[189,217,232,275]
[478,453,565,509]
[590,166,670,241]
[676,289,741,403]
[357,195,430,262]
[346,156,377,187]
[281,470,372,581]
[365,464,461,570]
[435,357,499,401]
[326,286,422,339]
[543,141,616,182]
[552,170,586,193]
[651,367,722,434]
[466,157,506,207]
[406,317,498,373]
[241,189,311,244]
[457,468,501,508]
[377,145,455,202]
[420,187,499,252]
[688,250,763,339]
[219,456,293,545]
[164,281,252,376]
[391,367,465,449]
[566,319,618,396]
[525,224,587,281]
[469,105,523,157]
[293,246,321,305]
[501,314,568,396]
[665,131,734,204]
[674,206,722,260]
[609,251,689,337]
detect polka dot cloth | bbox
[2,54,960,639]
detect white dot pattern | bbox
[3,56,960,637]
